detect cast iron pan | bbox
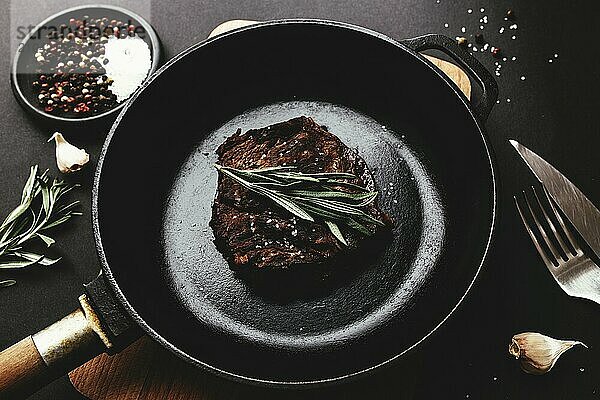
[0,19,498,397]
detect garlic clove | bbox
[48,132,89,174]
[509,332,587,375]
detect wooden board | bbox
[69,20,471,400]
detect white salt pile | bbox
[103,36,151,102]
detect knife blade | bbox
[510,140,600,260]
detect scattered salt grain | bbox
[480,7,485,12]
[511,56,517,61]
[509,24,518,29]
[499,27,505,34]
[479,25,484,30]
[444,23,449,28]
[520,76,526,80]
[549,59,553,63]
[461,26,466,33]
[554,53,559,58]
[506,98,511,103]
[467,9,473,13]
[511,35,516,40]
[483,43,489,51]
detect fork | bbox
[515,186,600,305]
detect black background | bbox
[1,1,599,399]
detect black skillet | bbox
[0,20,498,398]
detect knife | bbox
[510,140,600,260]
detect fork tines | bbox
[514,186,583,273]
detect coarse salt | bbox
[103,36,152,102]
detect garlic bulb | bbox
[509,332,587,375]
[48,132,89,173]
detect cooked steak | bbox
[210,116,388,270]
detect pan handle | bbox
[0,295,108,398]
[400,34,498,123]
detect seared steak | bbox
[210,116,388,270]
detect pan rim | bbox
[92,18,498,387]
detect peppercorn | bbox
[74,103,90,113]
[30,12,142,117]
[474,33,484,44]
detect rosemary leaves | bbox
[0,165,81,284]
[214,165,385,245]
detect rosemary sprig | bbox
[0,165,81,282]
[215,164,385,245]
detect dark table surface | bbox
[1,0,599,399]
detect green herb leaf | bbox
[0,257,42,270]
[12,251,61,266]
[214,164,385,245]
[325,220,348,246]
[36,233,56,247]
[0,165,80,280]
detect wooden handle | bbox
[0,298,108,399]
[0,336,60,399]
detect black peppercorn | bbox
[474,33,484,44]
[31,13,141,117]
